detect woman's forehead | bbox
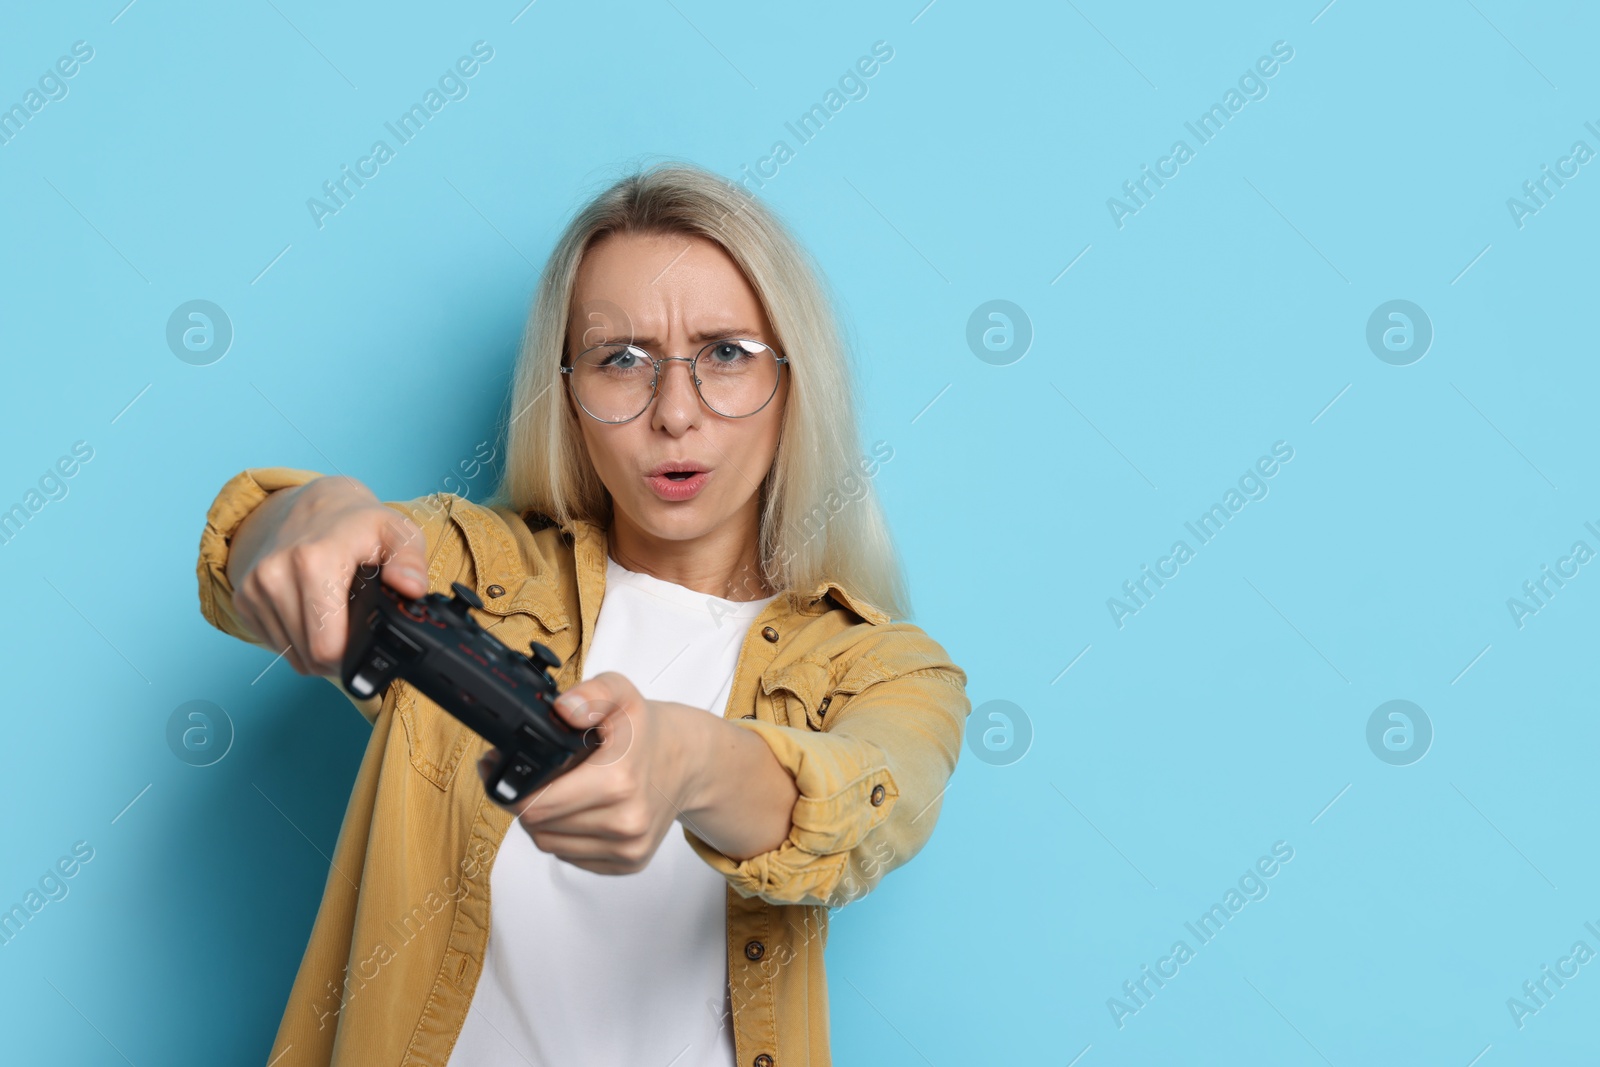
[570,234,771,342]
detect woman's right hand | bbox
[227,475,430,677]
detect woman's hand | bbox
[481,671,799,875]
[227,475,429,677]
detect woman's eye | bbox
[710,342,742,362]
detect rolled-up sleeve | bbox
[684,635,970,908]
[196,467,328,646]
[194,466,463,724]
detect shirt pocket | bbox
[759,652,896,732]
[394,683,475,791]
[390,613,568,791]
[759,654,828,730]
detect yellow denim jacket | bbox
[194,467,971,1067]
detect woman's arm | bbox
[682,625,971,909]
[481,672,799,874]
[201,470,430,676]
[677,705,800,859]
[483,625,970,895]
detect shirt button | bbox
[486,584,506,598]
[754,1056,774,1067]
[870,784,886,806]
[741,713,756,720]
[744,940,765,961]
[761,626,779,643]
[817,696,831,717]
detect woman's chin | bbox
[624,498,719,541]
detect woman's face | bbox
[566,230,787,562]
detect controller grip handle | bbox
[481,716,603,805]
[483,748,538,805]
[344,648,402,700]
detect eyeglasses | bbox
[561,338,788,424]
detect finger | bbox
[528,827,653,864]
[518,805,642,841]
[273,556,322,676]
[238,561,313,674]
[551,855,639,876]
[300,563,351,675]
[504,764,611,825]
[231,592,270,648]
[373,510,428,598]
[477,753,595,824]
[247,592,312,676]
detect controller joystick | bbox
[445,581,482,617]
[527,641,560,671]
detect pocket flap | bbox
[759,653,830,729]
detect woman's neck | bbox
[607,509,774,602]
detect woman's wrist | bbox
[670,707,797,861]
[660,702,718,817]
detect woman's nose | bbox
[655,357,701,410]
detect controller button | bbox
[743,940,764,961]
[761,626,779,643]
[486,584,505,598]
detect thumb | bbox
[551,672,637,763]
[552,676,624,732]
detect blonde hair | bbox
[483,160,910,620]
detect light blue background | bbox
[2,0,1597,1063]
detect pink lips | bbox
[645,470,710,501]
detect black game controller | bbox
[340,575,599,804]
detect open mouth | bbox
[647,463,709,496]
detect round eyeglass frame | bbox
[560,338,789,424]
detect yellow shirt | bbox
[195,467,972,1067]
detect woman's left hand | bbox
[477,671,706,875]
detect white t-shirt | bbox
[445,555,779,1067]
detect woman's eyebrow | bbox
[596,327,766,346]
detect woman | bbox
[196,162,970,1066]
